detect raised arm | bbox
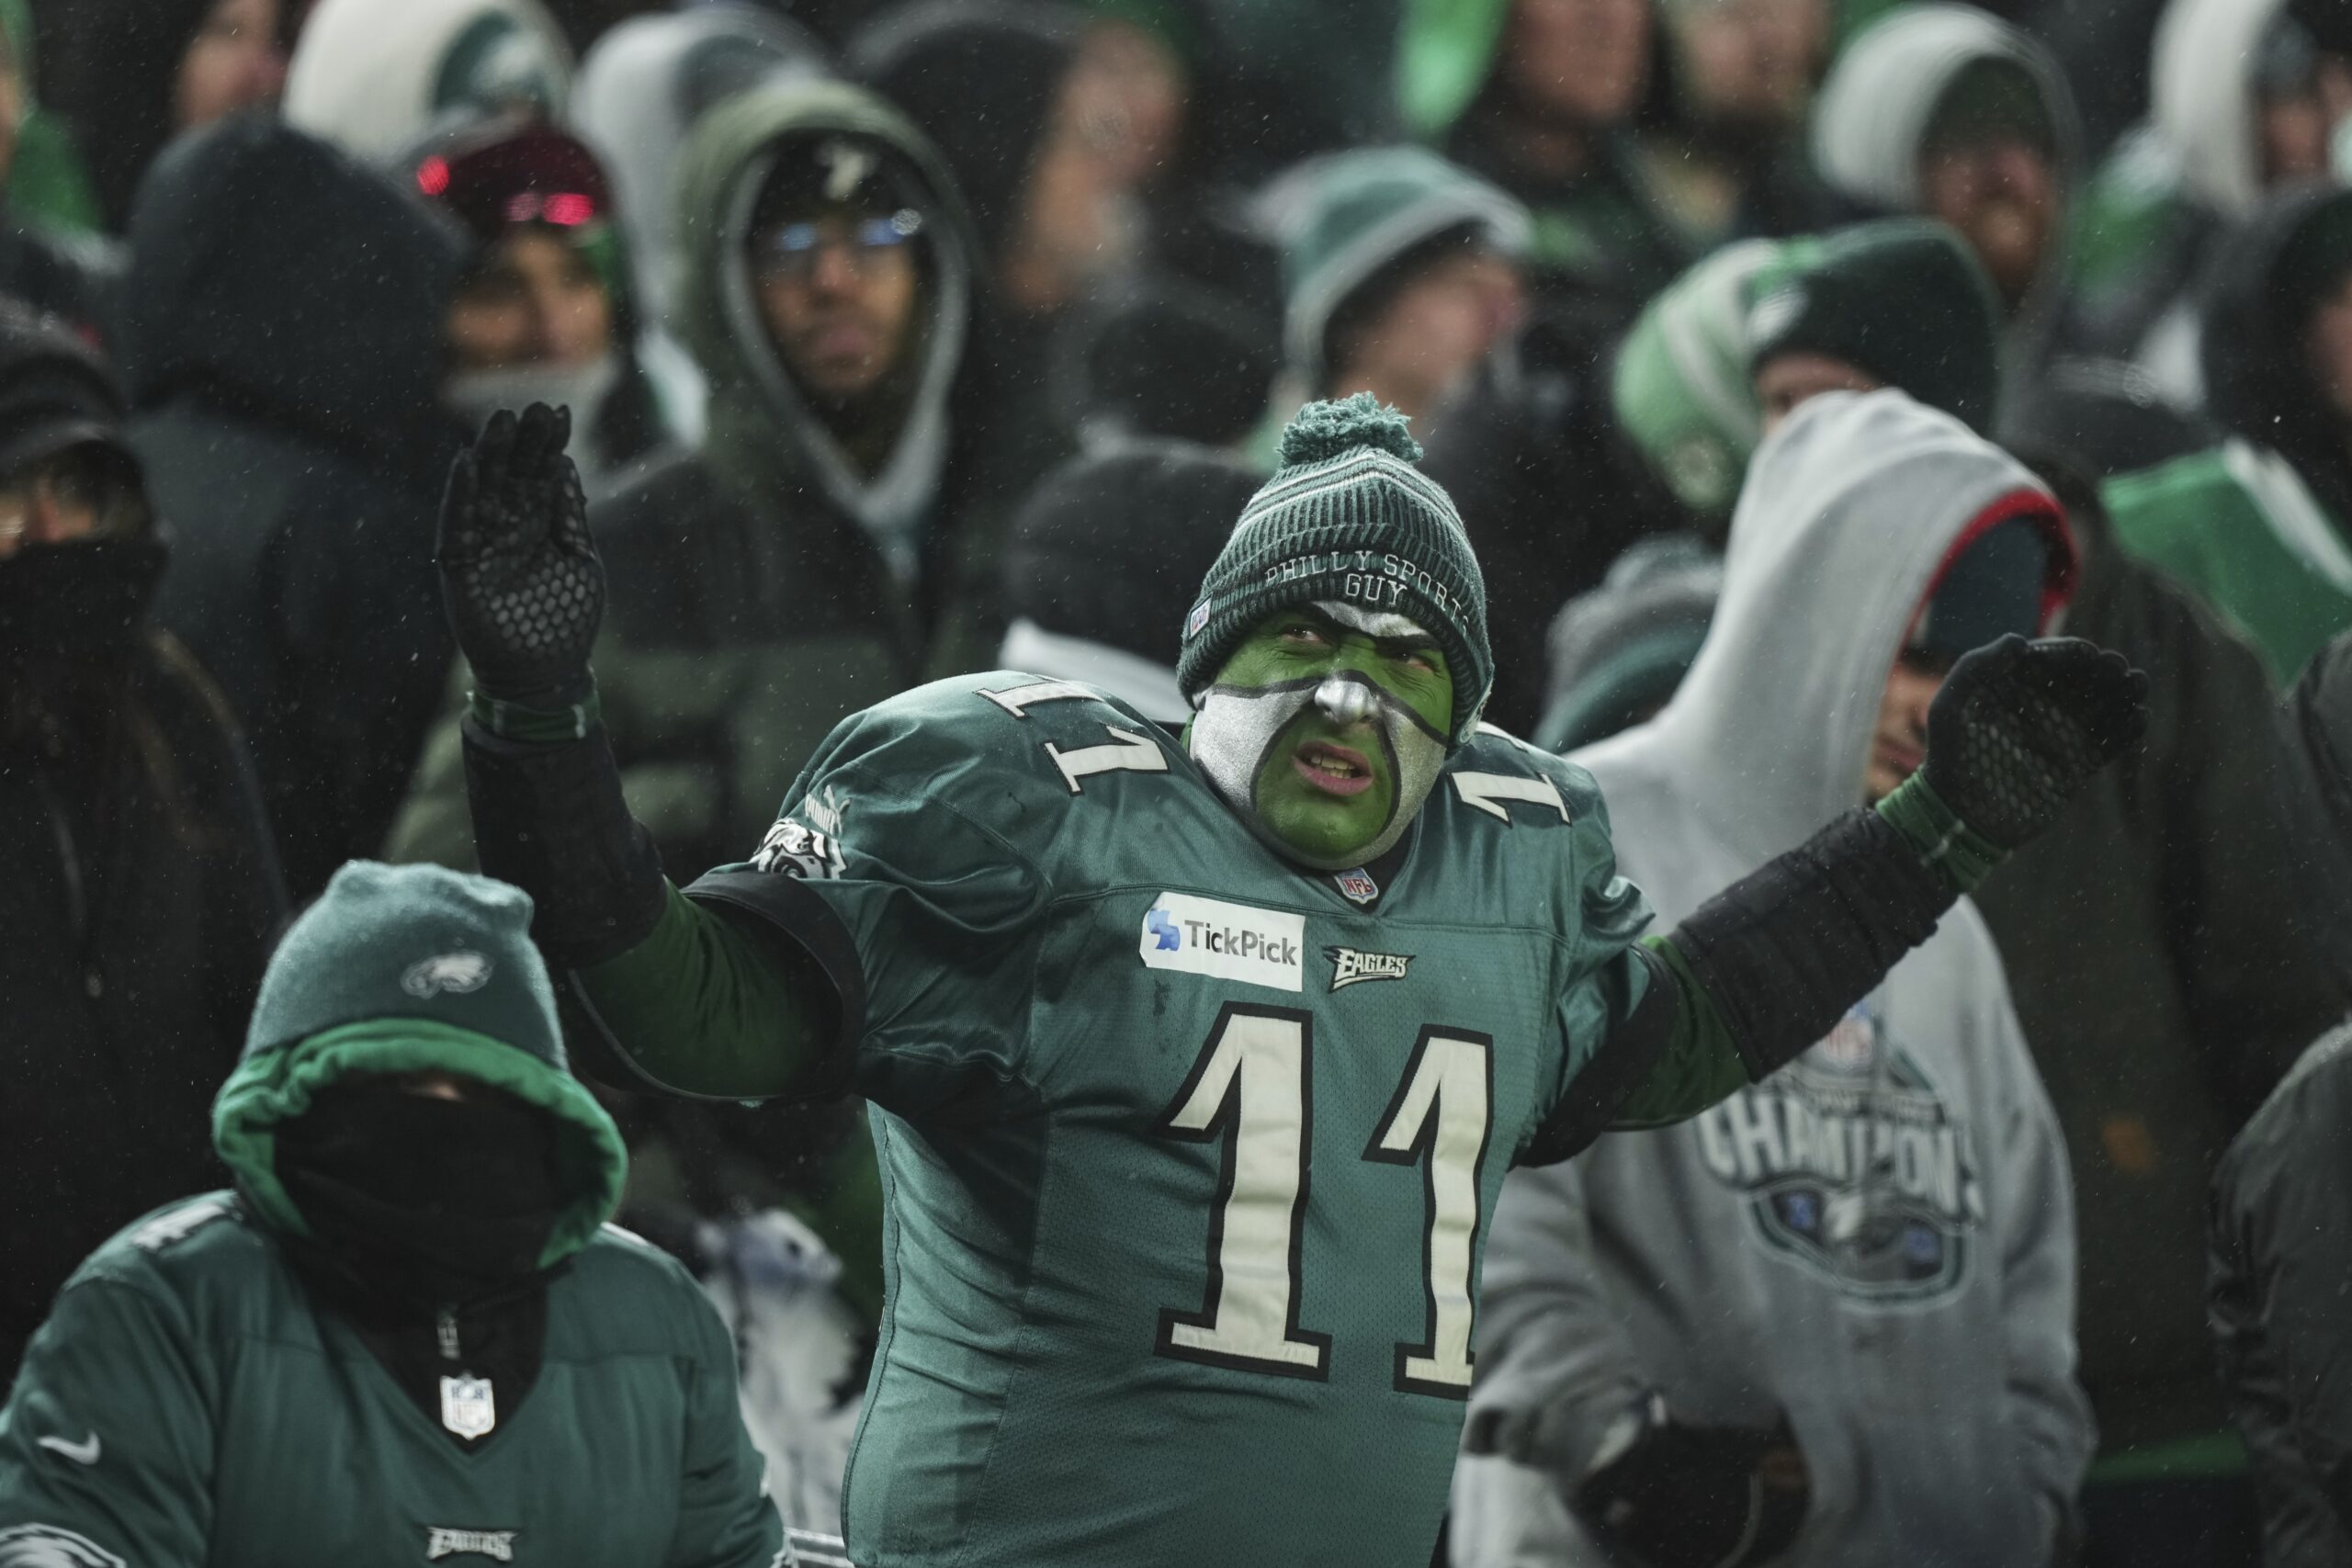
[438,405,845,1100]
[1551,636,2148,1148]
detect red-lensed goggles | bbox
[412,121,613,244]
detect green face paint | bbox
[1188,604,1453,868]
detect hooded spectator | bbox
[1639,0,1835,243]
[1747,217,2003,434]
[0,862,785,1565]
[0,301,284,1381]
[569,4,831,443]
[2105,184,2352,685]
[1808,4,2080,387]
[1396,0,1696,326]
[2069,0,2350,401]
[993,438,1263,718]
[119,115,468,902]
[282,0,572,171]
[1451,390,2092,1568]
[389,76,986,891]
[34,0,288,231]
[1266,145,1530,427]
[405,115,673,496]
[2210,631,2352,1568]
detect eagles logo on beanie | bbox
[1175,393,1492,747]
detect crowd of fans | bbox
[3,0,2352,1562]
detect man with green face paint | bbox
[439,396,2146,1568]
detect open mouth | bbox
[1294,739,1376,798]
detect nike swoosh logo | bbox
[38,1432,100,1464]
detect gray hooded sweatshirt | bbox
[1450,389,2094,1568]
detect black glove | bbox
[436,402,603,706]
[1574,1398,1809,1568]
[1921,634,2148,850]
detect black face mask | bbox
[273,1081,567,1314]
[0,536,165,671]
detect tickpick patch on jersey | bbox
[1139,893,1305,992]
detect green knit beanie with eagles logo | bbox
[1176,393,1493,747]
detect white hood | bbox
[284,0,573,169]
[1811,4,2075,213]
[2151,0,2295,219]
[570,5,831,333]
[1575,389,2065,889]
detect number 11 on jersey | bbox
[1154,1004,1494,1396]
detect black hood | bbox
[119,114,467,468]
[2201,183,2352,521]
[849,0,1078,265]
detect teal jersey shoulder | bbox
[0,1195,782,1568]
[737,673,1654,1568]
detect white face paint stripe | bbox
[1311,599,1430,640]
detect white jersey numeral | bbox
[1451,772,1570,823]
[1155,1007,1331,1376]
[1155,1011,1496,1395]
[1365,1030,1494,1393]
[1046,727,1169,793]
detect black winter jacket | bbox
[0,631,285,1380]
[119,115,466,901]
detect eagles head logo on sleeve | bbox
[752,817,847,880]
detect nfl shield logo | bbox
[1184,598,1212,638]
[440,1375,497,1439]
[1333,867,1379,905]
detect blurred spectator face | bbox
[447,230,615,373]
[0,449,137,561]
[1329,247,1525,422]
[1671,0,1826,133]
[1001,63,1150,313]
[1755,351,1881,433]
[1501,0,1653,129]
[1064,20,1188,191]
[176,0,288,130]
[2259,60,2352,185]
[1865,649,1945,802]
[752,208,922,404]
[0,32,22,186]
[1917,136,2059,312]
[2308,271,2352,424]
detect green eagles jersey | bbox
[675,673,1665,1568]
[0,1195,783,1568]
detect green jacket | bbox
[2105,443,2352,687]
[0,863,782,1566]
[0,1197,779,1568]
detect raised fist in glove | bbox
[1922,634,2149,849]
[1573,1395,1810,1568]
[437,403,602,705]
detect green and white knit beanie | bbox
[1176,393,1492,747]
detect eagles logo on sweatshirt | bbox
[1693,1006,1985,1304]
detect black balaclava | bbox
[274,1076,564,1315]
